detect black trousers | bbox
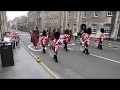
[75,36,77,41]
[97,41,102,50]
[42,45,46,53]
[83,45,89,54]
[64,42,68,51]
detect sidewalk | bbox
[0,45,54,79]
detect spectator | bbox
[35,27,39,43]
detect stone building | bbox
[17,16,27,31]
[0,11,7,37]
[27,11,42,32]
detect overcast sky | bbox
[6,11,29,21]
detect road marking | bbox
[90,54,120,64]
[21,42,60,79]
[28,45,47,51]
[59,46,74,50]
[67,43,75,45]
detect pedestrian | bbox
[49,31,62,62]
[97,28,105,50]
[31,30,38,49]
[82,28,91,55]
[69,30,73,41]
[73,29,78,41]
[63,30,70,51]
[35,27,39,43]
[15,32,20,47]
[40,30,48,53]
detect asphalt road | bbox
[18,30,120,79]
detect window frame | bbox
[83,11,87,18]
[92,24,97,34]
[94,11,99,17]
[107,11,113,16]
[104,24,111,34]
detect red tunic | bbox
[97,33,105,42]
[50,39,62,52]
[40,36,49,46]
[63,34,70,43]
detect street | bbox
[19,30,120,79]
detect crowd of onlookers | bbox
[1,30,20,49]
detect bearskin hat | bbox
[100,28,105,33]
[86,28,92,35]
[81,24,87,31]
[65,29,69,34]
[42,30,47,36]
[54,31,60,40]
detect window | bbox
[74,12,77,18]
[104,24,111,34]
[92,24,97,34]
[107,11,113,16]
[68,11,70,19]
[94,11,99,17]
[83,11,87,18]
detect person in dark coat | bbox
[35,27,39,43]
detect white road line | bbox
[59,46,74,50]
[28,45,47,51]
[90,54,120,64]
[67,43,75,45]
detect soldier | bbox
[82,28,91,55]
[79,24,87,51]
[40,30,48,53]
[97,28,105,50]
[49,31,61,62]
[63,30,70,51]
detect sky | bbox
[6,11,29,21]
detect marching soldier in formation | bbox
[50,31,62,62]
[63,30,70,51]
[97,28,105,50]
[40,30,49,53]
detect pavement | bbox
[0,41,54,79]
[17,30,120,79]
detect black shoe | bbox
[54,55,58,62]
[43,49,46,53]
[86,52,89,55]
[83,50,85,53]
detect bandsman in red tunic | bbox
[49,32,61,62]
[82,28,91,55]
[40,30,48,53]
[97,28,105,50]
[63,30,70,51]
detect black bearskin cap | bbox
[86,28,92,35]
[43,30,47,36]
[54,32,60,40]
[65,29,69,34]
[100,28,105,33]
[81,24,87,31]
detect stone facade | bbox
[0,11,7,37]
[41,11,116,38]
[17,16,27,31]
[27,11,42,32]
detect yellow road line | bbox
[21,42,60,79]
